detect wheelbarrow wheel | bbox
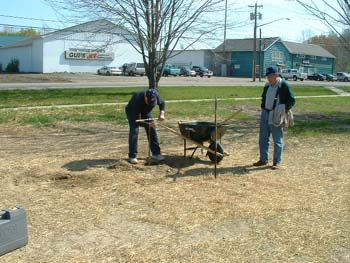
[207,142,224,164]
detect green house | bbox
[214,37,336,78]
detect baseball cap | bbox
[265,66,278,77]
[145,88,158,106]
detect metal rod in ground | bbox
[214,96,218,178]
[148,124,151,165]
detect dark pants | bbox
[125,108,161,159]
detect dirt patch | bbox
[0,73,75,83]
[0,73,131,83]
[0,121,349,262]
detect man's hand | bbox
[158,110,165,121]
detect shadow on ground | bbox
[62,159,119,171]
[162,155,271,180]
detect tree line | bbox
[306,31,350,72]
[0,28,40,37]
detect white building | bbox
[0,20,142,73]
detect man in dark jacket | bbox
[125,88,165,164]
[253,66,295,169]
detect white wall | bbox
[42,33,142,73]
[166,50,206,67]
[0,21,144,73]
[110,43,143,67]
[31,39,43,72]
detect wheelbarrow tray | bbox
[178,121,229,143]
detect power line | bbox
[0,14,81,24]
[0,23,59,33]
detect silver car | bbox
[97,66,122,76]
[336,72,350,81]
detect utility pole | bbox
[259,28,262,81]
[223,0,228,77]
[249,3,263,82]
[223,0,228,52]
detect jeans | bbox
[259,110,284,164]
[125,108,161,159]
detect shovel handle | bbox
[135,118,155,123]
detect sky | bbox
[0,0,333,47]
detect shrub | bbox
[6,59,20,73]
[0,63,2,73]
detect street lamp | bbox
[253,17,290,82]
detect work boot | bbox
[253,160,268,166]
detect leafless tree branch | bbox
[297,0,350,50]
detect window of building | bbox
[272,51,284,62]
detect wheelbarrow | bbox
[176,109,242,163]
[178,121,229,163]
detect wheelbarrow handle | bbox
[218,109,243,126]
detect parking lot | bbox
[1,73,350,90]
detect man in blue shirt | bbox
[125,88,165,164]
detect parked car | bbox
[161,64,181,76]
[336,72,350,82]
[122,62,145,76]
[307,73,326,81]
[191,66,213,78]
[97,66,122,76]
[322,73,336,81]
[179,67,196,76]
[280,69,307,81]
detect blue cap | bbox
[265,66,278,77]
[145,89,158,106]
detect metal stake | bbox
[214,96,218,178]
[148,123,151,165]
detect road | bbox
[1,74,350,90]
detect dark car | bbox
[191,66,213,78]
[307,73,326,81]
[322,73,335,81]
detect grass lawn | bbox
[0,85,334,108]
[0,85,348,137]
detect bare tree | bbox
[296,0,350,50]
[45,0,224,89]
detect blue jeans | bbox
[259,110,284,164]
[125,108,161,159]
